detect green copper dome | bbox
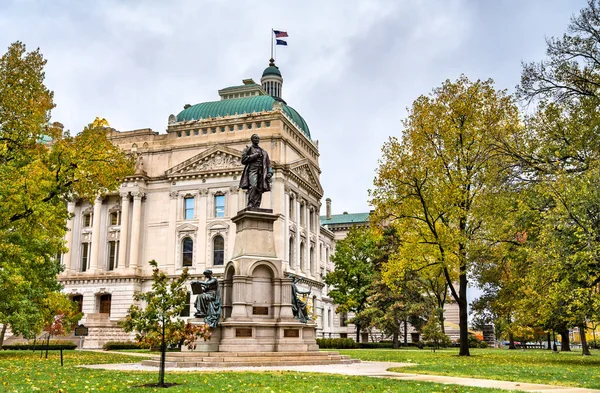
[262,65,281,77]
[176,95,310,139]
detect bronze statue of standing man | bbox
[240,134,272,209]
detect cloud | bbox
[0,0,587,215]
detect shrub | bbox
[316,338,359,349]
[478,341,489,348]
[2,340,77,350]
[103,341,144,350]
[455,334,485,348]
[424,335,453,348]
[358,342,394,349]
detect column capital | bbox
[169,190,179,200]
[132,191,145,200]
[94,195,104,203]
[120,191,130,199]
[198,188,209,196]
[229,185,239,193]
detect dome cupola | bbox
[261,58,284,102]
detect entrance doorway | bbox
[99,294,111,315]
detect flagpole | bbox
[270,29,273,60]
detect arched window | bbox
[213,235,224,265]
[182,237,193,267]
[289,237,294,268]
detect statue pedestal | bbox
[218,209,318,352]
[184,318,220,352]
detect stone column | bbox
[230,276,248,318]
[88,196,103,272]
[295,198,301,273]
[284,190,290,270]
[306,205,312,275]
[63,201,76,272]
[166,191,178,272]
[280,278,295,319]
[117,192,130,271]
[129,191,144,271]
[198,189,208,266]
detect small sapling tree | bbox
[120,260,210,387]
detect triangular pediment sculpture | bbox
[289,160,324,197]
[166,146,243,179]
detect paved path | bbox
[82,358,600,393]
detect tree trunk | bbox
[560,329,571,351]
[580,325,591,356]
[547,332,552,350]
[403,320,408,347]
[159,320,166,386]
[508,331,516,350]
[355,322,360,343]
[458,271,470,356]
[392,331,399,349]
[438,308,445,334]
[0,324,7,349]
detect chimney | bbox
[326,198,332,220]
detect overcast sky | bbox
[0,0,587,217]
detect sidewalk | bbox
[81,358,600,393]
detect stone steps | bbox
[140,352,360,368]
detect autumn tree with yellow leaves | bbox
[371,76,521,356]
[0,42,133,346]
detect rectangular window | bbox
[81,243,90,272]
[83,213,92,227]
[341,312,348,327]
[107,241,118,271]
[109,212,120,226]
[215,195,225,217]
[184,197,194,220]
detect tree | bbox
[372,76,521,356]
[514,1,600,356]
[120,260,210,387]
[519,0,600,104]
[422,313,448,351]
[0,42,133,346]
[325,227,377,342]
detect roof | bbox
[219,83,260,91]
[176,95,311,139]
[320,212,370,226]
[262,65,281,77]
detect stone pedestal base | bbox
[184,318,220,352]
[218,320,318,352]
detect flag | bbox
[273,30,288,38]
[276,39,288,46]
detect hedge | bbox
[103,341,144,350]
[358,342,394,349]
[316,338,359,349]
[2,340,77,350]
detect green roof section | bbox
[262,65,281,77]
[176,95,311,139]
[320,212,370,226]
[220,83,260,91]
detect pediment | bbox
[289,160,323,197]
[177,223,198,233]
[166,146,243,179]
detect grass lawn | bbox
[336,347,600,389]
[0,350,514,393]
